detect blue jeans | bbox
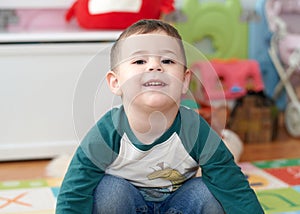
[93,175,224,214]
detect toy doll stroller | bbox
[266,0,300,137]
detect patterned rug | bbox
[0,158,300,214]
[240,158,300,214]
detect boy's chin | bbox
[142,97,179,111]
[125,92,181,111]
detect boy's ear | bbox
[182,68,191,94]
[106,71,122,96]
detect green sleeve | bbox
[196,120,264,213]
[179,107,264,213]
[201,141,264,213]
[55,146,104,213]
[56,109,121,213]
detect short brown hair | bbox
[117,19,182,40]
[110,19,186,70]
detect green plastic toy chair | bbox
[174,0,248,60]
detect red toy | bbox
[65,0,175,29]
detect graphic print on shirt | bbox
[105,132,199,189]
[147,162,186,190]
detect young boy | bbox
[56,19,264,214]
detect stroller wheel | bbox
[285,103,300,138]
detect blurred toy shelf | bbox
[0,0,122,43]
[0,0,75,9]
[0,30,121,43]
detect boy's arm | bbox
[179,107,263,213]
[55,108,121,213]
[55,118,118,213]
[200,138,264,214]
[55,146,104,213]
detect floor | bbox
[1,113,300,181]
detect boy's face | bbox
[107,33,191,112]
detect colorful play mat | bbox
[1,158,300,214]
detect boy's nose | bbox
[149,67,162,72]
[148,58,162,72]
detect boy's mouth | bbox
[143,80,167,87]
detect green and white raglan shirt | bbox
[56,106,264,214]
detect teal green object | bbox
[175,0,248,59]
[181,99,200,109]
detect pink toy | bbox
[266,0,300,137]
[7,9,78,32]
[190,59,264,101]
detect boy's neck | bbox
[125,105,179,145]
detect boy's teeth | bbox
[145,82,165,86]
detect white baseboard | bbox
[0,141,78,161]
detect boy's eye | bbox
[162,59,175,64]
[133,60,146,65]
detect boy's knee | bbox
[93,175,147,213]
[178,178,224,213]
[94,175,132,202]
